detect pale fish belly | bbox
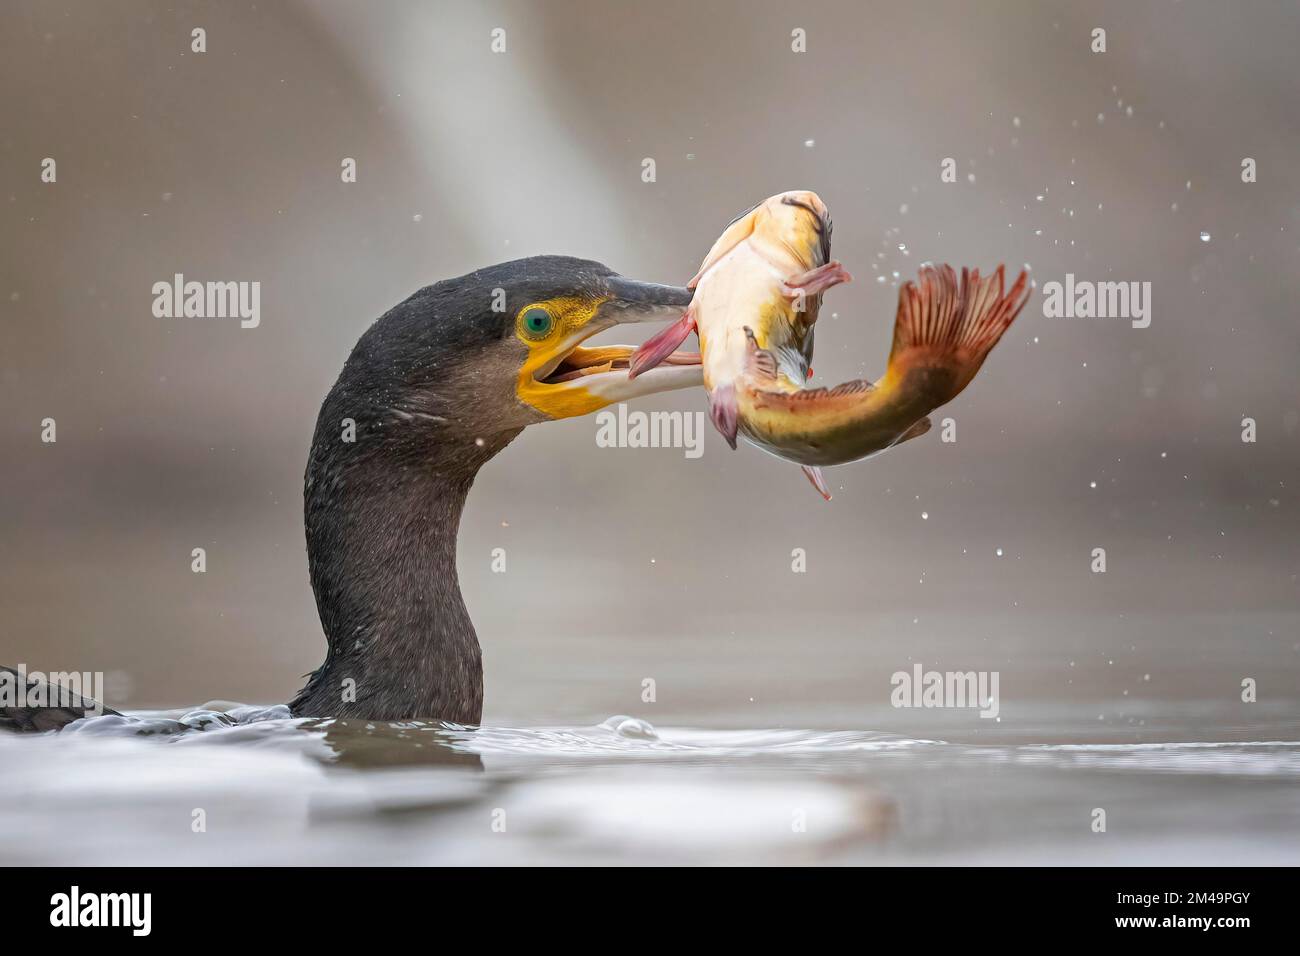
[694,243,798,394]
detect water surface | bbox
[3,702,1297,865]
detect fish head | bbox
[746,190,832,274]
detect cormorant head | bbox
[501,255,702,422]
[298,256,701,722]
[334,255,700,443]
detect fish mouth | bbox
[779,194,832,266]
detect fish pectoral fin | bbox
[878,262,1032,410]
[628,309,696,379]
[801,465,833,501]
[780,260,853,302]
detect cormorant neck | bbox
[292,419,520,723]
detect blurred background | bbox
[2,0,1297,739]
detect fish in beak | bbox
[516,274,702,421]
[629,190,1033,499]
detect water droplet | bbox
[921,511,929,520]
[600,715,658,740]
[803,139,815,148]
[412,213,423,222]
[1199,231,1211,242]
[995,548,1003,557]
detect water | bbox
[3,704,1298,865]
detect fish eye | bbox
[520,306,555,340]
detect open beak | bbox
[525,275,702,420]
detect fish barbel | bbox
[630,190,1033,498]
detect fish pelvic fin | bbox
[878,263,1033,409]
[742,326,779,382]
[708,383,739,449]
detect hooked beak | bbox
[522,275,701,420]
[601,275,693,316]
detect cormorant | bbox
[2,257,700,731]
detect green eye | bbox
[521,307,554,338]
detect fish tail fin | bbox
[881,263,1033,407]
